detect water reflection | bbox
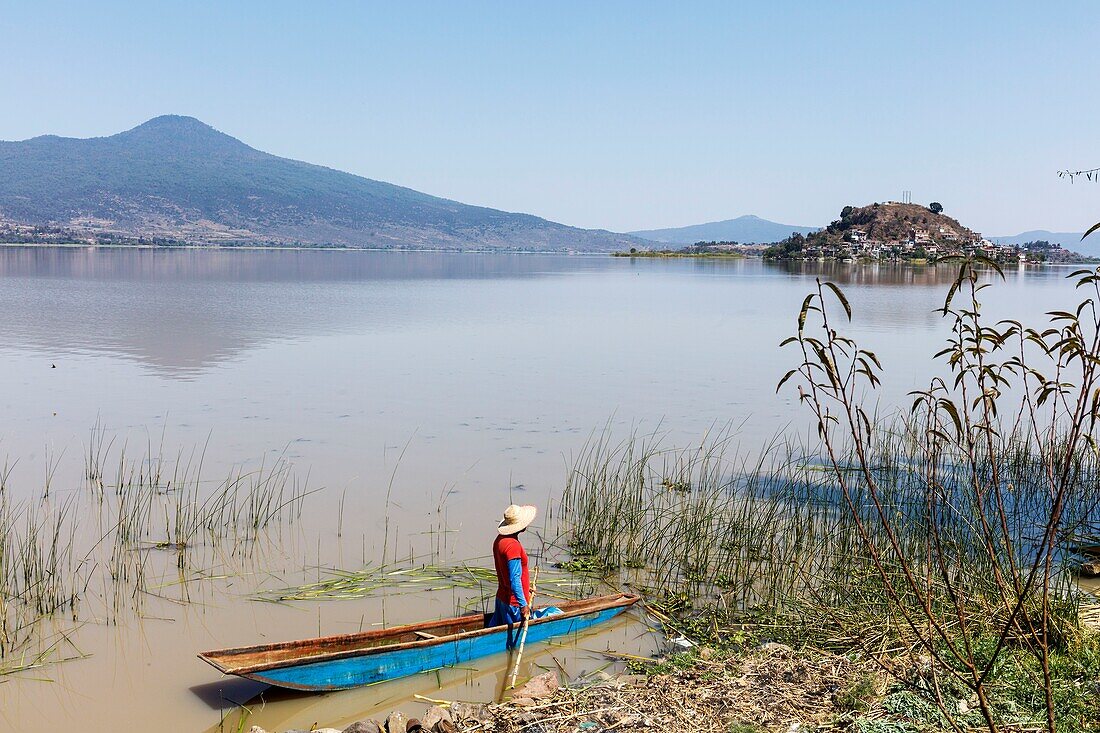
[0,248,1073,378]
[0,247,606,375]
[0,246,612,282]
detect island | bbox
[763,202,1088,264]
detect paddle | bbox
[506,565,539,689]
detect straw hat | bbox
[498,504,537,535]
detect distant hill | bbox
[825,202,978,246]
[991,230,1094,253]
[765,202,980,260]
[629,215,819,245]
[0,115,639,251]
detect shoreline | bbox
[4,243,1095,266]
[0,241,619,256]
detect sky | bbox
[2,0,1099,235]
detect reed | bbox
[0,435,314,674]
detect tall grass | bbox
[0,435,313,672]
[557,424,1100,619]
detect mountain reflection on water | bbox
[0,247,607,374]
[0,247,1069,377]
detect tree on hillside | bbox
[840,206,855,218]
[929,202,944,214]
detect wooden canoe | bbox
[198,593,639,691]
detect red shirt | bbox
[493,534,530,606]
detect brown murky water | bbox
[0,247,1089,731]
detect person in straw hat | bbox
[488,504,537,639]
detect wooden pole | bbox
[507,565,538,689]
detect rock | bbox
[448,702,489,723]
[1081,560,1100,577]
[421,706,452,730]
[511,696,536,707]
[406,718,424,732]
[512,671,560,701]
[249,727,269,733]
[344,723,384,733]
[386,711,408,733]
[698,646,714,660]
[433,721,457,733]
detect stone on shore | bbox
[448,701,490,723]
[385,711,408,732]
[1081,560,1100,577]
[344,722,384,733]
[421,706,452,730]
[512,671,560,701]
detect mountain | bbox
[990,230,1093,252]
[629,215,819,245]
[0,115,639,251]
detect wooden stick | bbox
[507,565,539,689]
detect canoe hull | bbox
[239,605,628,691]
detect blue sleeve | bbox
[507,558,527,607]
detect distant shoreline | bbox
[0,241,618,256]
[611,250,745,259]
[1,243,1096,266]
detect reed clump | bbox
[0,436,312,674]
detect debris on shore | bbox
[246,643,871,733]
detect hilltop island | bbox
[614,203,1093,264]
[764,202,1087,264]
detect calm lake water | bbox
[0,247,1085,731]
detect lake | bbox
[0,247,1084,732]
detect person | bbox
[489,503,536,640]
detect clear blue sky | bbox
[3,0,1099,234]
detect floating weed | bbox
[554,555,616,575]
[256,560,587,606]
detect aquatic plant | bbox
[255,559,589,614]
[0,436,312,674]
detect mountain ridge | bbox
[630,215,819,244]
[0,115,639,252]
[990,229,1092,252]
